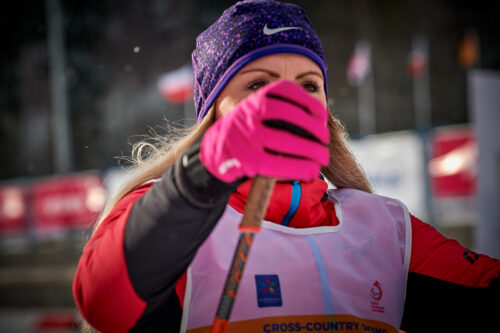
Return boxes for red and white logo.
[370,281,385,313]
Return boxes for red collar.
[228,178,339,228]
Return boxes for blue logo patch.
[255,274,282,307]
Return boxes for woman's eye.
[302,80,319,93]
[246,79,268,91]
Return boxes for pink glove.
[200,80,330,183]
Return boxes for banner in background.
[428,125,477,227]
[429,127,476,198]
[348,131,427,220]
[32,174,105,232]
[0,185,26,234]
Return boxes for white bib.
[181,189,412,333]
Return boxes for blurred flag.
[347,41,371,86]
[458,29,479,69]
[158,65,194,104]
[407,41,427,77]
[409,35,431,128]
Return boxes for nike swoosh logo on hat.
[263,24,302,35]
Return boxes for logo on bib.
[370,281,385,313]
[255,275,282,307]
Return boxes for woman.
[73,1,500,332]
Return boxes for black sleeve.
[401,273,500,333]
[124,137,243,331]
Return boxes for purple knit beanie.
[192,0,328,122]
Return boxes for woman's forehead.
[238,53,323,77]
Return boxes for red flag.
[347,41,371,86]
[158,65,194,104]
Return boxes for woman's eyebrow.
[296,71,323,80]
[238,68,280,77]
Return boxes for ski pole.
[210,176,276,333]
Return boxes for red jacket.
[74,176,500,332]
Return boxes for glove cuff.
[174,136,244,208]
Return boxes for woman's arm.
[73,138,241,332]
[401,215,500,333]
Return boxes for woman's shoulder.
[117,181,156,207]
[99,181,157,227]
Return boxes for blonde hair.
[92,107,215,232]
[94,105,370,231]
[322,113,372,193]
[79,106,370,332]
